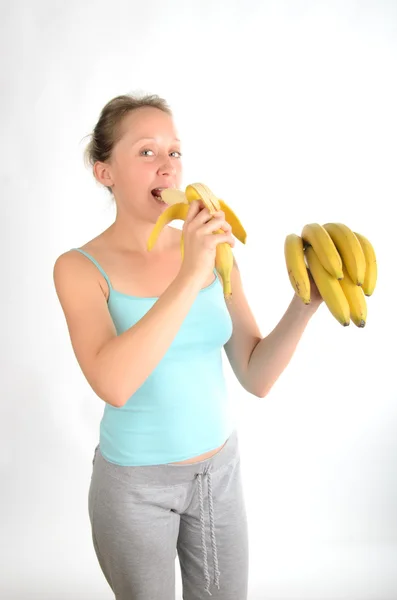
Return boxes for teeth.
[152,188,165,199]
[153,191,166,203]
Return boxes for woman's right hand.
[178,200,235,286]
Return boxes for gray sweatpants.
[88,429,249,599]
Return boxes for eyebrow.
[133,137,181,144]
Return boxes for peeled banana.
[353,231,377,296]
[284,233,311,304]
[160,188,188,206]
[305,245,350,326]
[301,223,343,280]
[147,183,247,299]
[322,223,366,286]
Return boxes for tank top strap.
[213,267,221,281]
[72,248,112,289]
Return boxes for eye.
[140,149,154,156]
[170,151,182,158]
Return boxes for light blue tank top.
[73,248,235,466]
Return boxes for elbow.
[94,380,129,409]
[107,395,125,409]
[243,377,272,399]
[90,353,136,408]
[252,383,273,399]
[103,388,131,408]
[96,388,123,408]
[104,381,137,408]
[246,384,269,399]
[112,394,129,408]
[255,389,269,399]
[96,373,142,407]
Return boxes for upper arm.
[53,250,118,403]
[223,256,262,393]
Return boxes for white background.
[2,1,397,599]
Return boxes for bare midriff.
[171,440,227,464]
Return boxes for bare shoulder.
[53,231,111,300]
[53,248,86,287]
[53,248,105,298]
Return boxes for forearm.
[96,272,202,407]
[247,294,318,397]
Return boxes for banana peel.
[147,202,190,251]
[160,186,247,244]
[147,183,247,299]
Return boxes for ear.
[93,161,114,189]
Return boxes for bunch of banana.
[147,183,247,299]
[284,222,377,327]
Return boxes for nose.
[158,154,176,176]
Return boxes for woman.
[53,93,322,600]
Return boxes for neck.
[105,205,173,255]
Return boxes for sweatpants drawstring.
[196,467,220,595]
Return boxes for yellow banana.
[339,263,367,327]
[186,184,238,298]
[353,231,377,296]
[322,223,366,286]
[147,202,189,253]
[215,242,234,299]
[218,199,247,244]
[186,184,233,298]
[185,183,221,211]
[284,233,311,304]
[301,223,343,280]
[305,245,350,326]
[156,182,245,299]
[180,231,185,260]
[161,186,247,245]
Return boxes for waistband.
[94,429,238,486]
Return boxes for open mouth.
[151,188,168,204]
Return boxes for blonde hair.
[83,93,172,194]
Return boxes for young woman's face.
[106,107,183,220]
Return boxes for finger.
[208,233,235,248]
[210,210,231,230]
[220,221,232,233]
[191,205,215,226]
[204,210,231,232]
[216,221,232,234]
[184,200,201,224]
[201,217,231,235]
